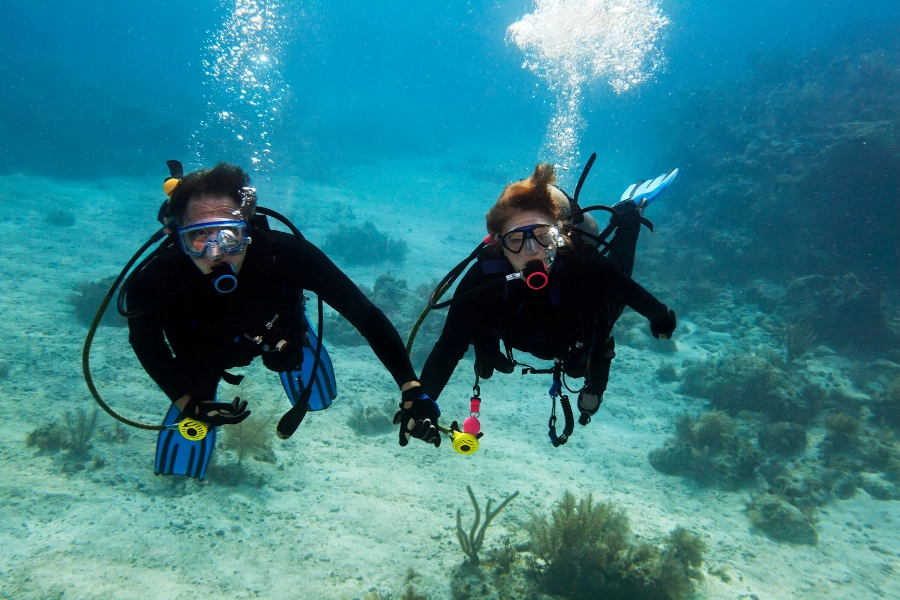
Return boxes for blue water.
[2,1,900,598]
[4,1,894,177]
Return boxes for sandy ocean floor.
[1,157,898,599]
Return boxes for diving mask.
[177,220,251,257]
[499,224,562,254]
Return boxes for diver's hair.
[167,163,251,224]
[485,163,562,237]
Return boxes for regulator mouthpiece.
[523,260,549,290]
[178,418,209,440]
[210,262,238,293]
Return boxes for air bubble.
[191,0,287,172]
[507,0,669,179]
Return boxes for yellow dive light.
[178,418,209,441]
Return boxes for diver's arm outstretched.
[586,254,676,339]
[289,234,418,388]
[418,264,485,400]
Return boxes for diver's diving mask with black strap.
[176,220,251,257]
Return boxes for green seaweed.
[784,320,817,364]
[666,526,707,570]
[98,421,132,445]
[322,221,408,265]
[528,491,630,564]
[69,276,126,328]
[527,491,705,600]
[63,407,99,455]
[823,412,861,451]
[456,485,519,566]
[26,423,68,453]
[655,363,681,383]
[649,411,762,489]
[757,421,808,456]
[220,387,279,465]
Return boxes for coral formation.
[45,208,75,227]
[655,362,680,383]
[97,421,132,445]
[527,491,705,600]
[347,398,396,436]
[819,409,900,487]
[26,424,68,453]
[784,320,817,364]
[757,421,807,456]
[658,29,900,291]
[823,412,861,451]
[456,485,519,566]
[746,493,818,545]
[784,274,897,354]
[70,276,127,328]
[649,411,763,489]
[873,371,900,428]
[322,221,408,265]
[681,353,821,423]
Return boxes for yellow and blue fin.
[155,404,217,480]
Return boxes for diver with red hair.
[400,161,677,449]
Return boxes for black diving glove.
[393,388,441,448]
[181,397,250,427]
[650,308,677,340]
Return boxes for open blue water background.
[2,0,895,178]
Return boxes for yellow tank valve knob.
[163,178,180,197]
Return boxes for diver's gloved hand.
[393,388,441,448]
[650,308,677,340]
[474,350,515,379]
[261,341,304,372]
[181,397,250,426]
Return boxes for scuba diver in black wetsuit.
[403,161,677,450]
[104,162,434,478]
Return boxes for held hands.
[181,397,250,427]
[393,387,441,448]
[650,307,677,340]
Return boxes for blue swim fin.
[279,313,337,411]
[155,404,217,480]
[620,168,678,206]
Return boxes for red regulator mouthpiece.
[523,260,549,290]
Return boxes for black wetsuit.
[419,206,672,400]
[127,226,416,402]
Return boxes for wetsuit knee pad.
[577,384,603,426]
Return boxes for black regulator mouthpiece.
[523,260,549,290]
[210,263,238,294]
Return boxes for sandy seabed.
[0,156,898,599]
